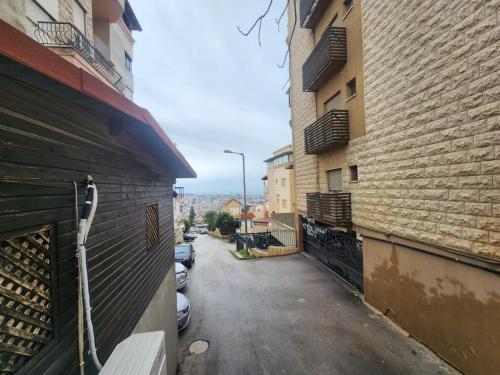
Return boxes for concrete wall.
[363,229,500,375]
[133,265,178,375]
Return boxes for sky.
[131,0,291,195]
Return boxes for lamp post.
[224,149,248,250]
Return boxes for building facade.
[289,1,500,374]
[0,0,140,99]
[264,145,296,214]
[221,198,242,219]
[0,17,195,375]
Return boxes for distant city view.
[177,193,267,222]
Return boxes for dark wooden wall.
[0,74,176,375]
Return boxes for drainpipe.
[77,176,103,371]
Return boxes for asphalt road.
[178,235,458,375]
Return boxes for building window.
[73,0,86,35]
[146,204,159,250]
[276,194,280,204]
[347,78,357,98]
[344,0,354,15]
[125,52,132,72]
[282,199,288,208]
[324,91,341,112]
[281,178,286,187]
[349,165,358,182]
[327,169,342,192]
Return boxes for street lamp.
[224,149,248,250]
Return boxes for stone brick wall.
[350,0,500,257]
[288,0,500,257]
[288,0,318,214]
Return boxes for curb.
[229,250,256,260]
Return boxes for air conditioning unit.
[100,331,166,375]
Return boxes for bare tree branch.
[275,1,289,32]
[237,0,274,46]
[277,0,297,69]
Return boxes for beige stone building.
[0,0,141,99]
[221,198,242,218]
[263,145,296,214]
[289,1,500,374]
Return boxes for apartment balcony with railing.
[302,27,347,92]
[34,22,125,92]
[304,110,349,154]
[300,0,330,29]
[306,192,352,227]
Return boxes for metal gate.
[303,219,363,291]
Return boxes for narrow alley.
[178,235,457,375]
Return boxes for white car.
[177,292,191,331]
[175,262,188,291]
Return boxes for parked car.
[175,262,188,291]
[175,243,195,268]
[199,229,208,234]
[183,233,196,242]
[177,292,191,331]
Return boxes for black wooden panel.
[0,75,176,375]
[302,27,347,91]
[304,110,349,154]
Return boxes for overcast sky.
[131,0,291,195]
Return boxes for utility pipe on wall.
[77,176,103,371]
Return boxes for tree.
[215,212,239,235]
[189,206,196,222]
[183,219,192,233]
[203,210,218,231]
[237,0,297,70]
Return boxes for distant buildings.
[263,145,296,214]
[221,198,243,219]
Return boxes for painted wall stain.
[365,244,500,375]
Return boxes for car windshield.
[175,245,190,255]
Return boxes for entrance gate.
[303,219,364,291]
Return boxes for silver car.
[177,292,191,331]
[175,262,188,291]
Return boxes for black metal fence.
[236,232,284,251]
[303,219,363,291]
[34,22,125,92]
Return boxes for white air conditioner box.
[100,331,166,375]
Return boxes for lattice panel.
[146,204,159,250]
[0,228,53,374]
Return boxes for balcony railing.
[302,27,347,92]
[304,110,349,154]
[307,192,352,227]
[300,0,330,29]
[34,22,125,92]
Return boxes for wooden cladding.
[302,27,347,92]
[305,110,349,154]
[307,192,352,227]
[146,204,159,250]
[300,0,330,28]
[0,226,54,373]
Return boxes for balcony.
[304,110,349,154]
[302,27,347,92]
[34,22,125,92]
[300,0,331,29]
[307,192,352,227]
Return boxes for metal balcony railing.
[175,187,185,198]
[35,22,125,92]
[304,110,349,154]
[302,27,347,91]
[306,192,352,227]
[300,0,330,29]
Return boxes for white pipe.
[78,178,103,371]
[74,182,85,375]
